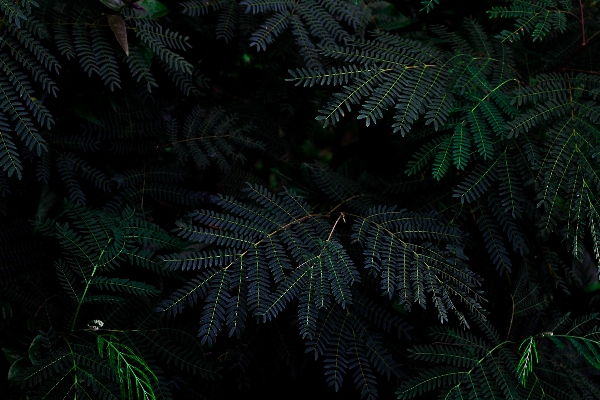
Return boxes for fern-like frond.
[242,0,355,66]
[352,205,482,325]
[169,106,264,172]
[453,156,500,204]
[488,0,571,42]
[88,277,160,296]
[475,199,513,274]
[130,17,193,75]
[291,21,517,180]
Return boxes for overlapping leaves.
[398,268,600,399]
[289,20,518,181]
[157,181,483,398]
[158,183,361,345]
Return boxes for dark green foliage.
[169,106,264,171]
[397,272,600,400]
[3,0,600,400]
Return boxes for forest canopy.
[1,0,600,399]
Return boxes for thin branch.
[507,294,515,340]
[34,295,59,319]
[327,212,345,241]
[554,36,599,72]
[579,0,586,45]
[562,67,600,76]
[326,194,366,216]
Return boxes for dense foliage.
[2,0,600,399]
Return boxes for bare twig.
[327,212,345,241]
[579,0,586,45]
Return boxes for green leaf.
[7,357,30,381]
[99,0,125,11]
[584,283,600,292]
[517,337,538,387]
[135,0,169,19]
[97,335,160,400]
[2,347,23,365]
[28,335,44,365]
